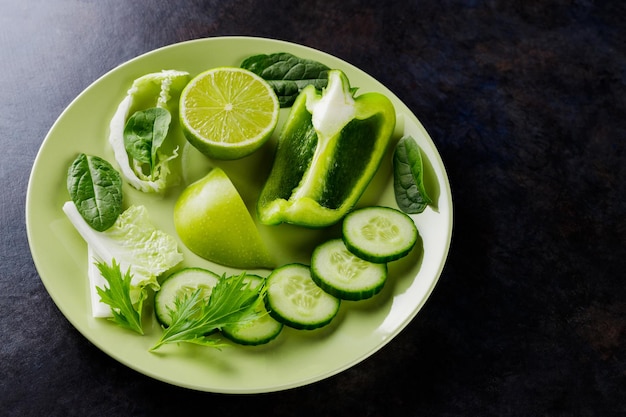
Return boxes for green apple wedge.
[173,167,274,269]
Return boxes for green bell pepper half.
[257,69,396,228]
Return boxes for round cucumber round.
[154,267,220,327]
[265,263,340,330]
[342,206,418,263]
[311,239,388,301]
[221,275,283,346]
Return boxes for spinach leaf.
[67,153,123,231]
[241,52,330,107]
[123,107,171,172]
[393,136,433,214]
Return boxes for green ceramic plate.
[26,37,452,393]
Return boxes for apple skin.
[173,167,274,269]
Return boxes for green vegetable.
[264,263,341,330]
[393,136,433,214]
[241,52,330,107]
[123,107,171,174]
[150,272,262,351]
[257,69,396,228]
[95,259,144,334]
[62,202,184,315]
[311,238,387,301]
[342,206,418,263]
[66,153,123,232]
[221,274,283,346]
[154,267,220,327]
[109,70,190,193]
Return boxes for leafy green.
[150,272,262,351]
[241,52,330,107]
[123,107,171,174]
[96,259,144,334]
[393,136,433,214]
[66,153,123,232]
[109,70,190,193]
[62,202,184,310]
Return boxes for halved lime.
[179,67,279,160]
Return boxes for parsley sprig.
[150,272,262,351]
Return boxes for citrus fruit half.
[179,67,279,160]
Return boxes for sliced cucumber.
[311,239,388,301]
[154,267,220,327]
[221,275,283,346]
[342,206,418,263]
[265,263,340,330]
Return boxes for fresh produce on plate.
[257,69,396,228]
[60,52,431,352]
[221,274,283,346]
[240,52,331,107]
[179,67,280,160]
[173,167,274,269]
[67,153,123,232]
[264,263,341,330]
[342,206,418,263]
[150,271,263,351]
[154,267,220,327]
[62,200,183,318]
[109,70,190,193]
[393,135,433,214]
[311,238,387,301]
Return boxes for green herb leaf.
[241,52,330,107]
[95,259,144,335]
[123,107,171,172]
[150,272,261,351]
[67,153,123,231]
[393,136,433,214]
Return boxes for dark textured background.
[2,1,625,416]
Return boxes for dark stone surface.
[1,1,624,416]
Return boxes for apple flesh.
[173,167,274,269]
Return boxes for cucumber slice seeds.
[342,206,418,263]
[265,263,340,330]
[311,239,387,301]
[221,275,283,346]
[154,267,220,327]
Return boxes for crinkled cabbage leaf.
[63,201,184,316]
[109,70,189,193]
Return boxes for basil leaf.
[123,107,171,172]
[67,153,123,231]
[393,136,433,214]
[241,52,330,107]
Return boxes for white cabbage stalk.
[109,70,189,193]
[63,201,184,317]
